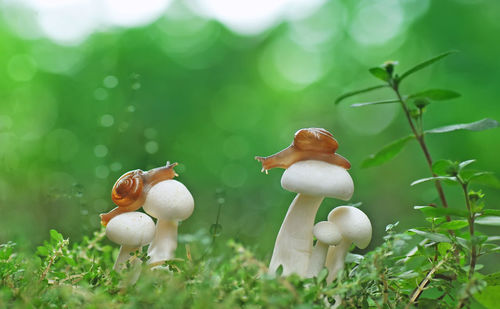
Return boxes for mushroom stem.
[148,219,178,266]
[269,194,324,276]
[325,239,351,283]
[114,245,140,271]
[306,241,330,278]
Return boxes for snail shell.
[112,170,144,208]
[100,162,178,226]
[255,128,350,172]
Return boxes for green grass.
[1,222,498,308]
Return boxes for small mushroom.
[324,206,372,283]
[256,128,353,277]
[142,179,194,266]
[100,162,178,226]
[105,212,155,282]
[306,221,342,277]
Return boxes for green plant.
[1,52,499,309]
[335,51,500,308]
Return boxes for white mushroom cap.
[327,206,372,249]
[106,212,155,247]
[313,221,342,245]
[143,179,194,221]
[281,160,354,200]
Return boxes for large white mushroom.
[142,179,194,266]
[324,206,372,283]
[255,128,353,276]
[105,212,156,283]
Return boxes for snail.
[255,128,351,173]
[100,162,179,226]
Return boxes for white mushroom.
[324,206,372,283]
[306,221,342,277]
[142,179,194,266]
[268,160,354,276]
[105,212,155,282]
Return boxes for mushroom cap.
[142,179,194,221]
[327,206,372,249]
[313,221,342,245]
[281,160,354,200]
[106,212,155,247]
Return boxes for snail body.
[255,128,351,172]
[100,163,178,226]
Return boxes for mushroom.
[324,206,372,283]
[142,179,194,266]
[255,128,353,276]
[100,162,178,226]
[306,221,342,277]
[105,212,155,282]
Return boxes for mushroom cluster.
[256,128,372,279]
[100,162,194,276]
[309,206,372,282]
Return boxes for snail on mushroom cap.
[255,128,354,277]
[100,162,179,226]
[255,128,351,173]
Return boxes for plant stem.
[460,182,477,279]
[406,255,448,309]
[392,83,449,211]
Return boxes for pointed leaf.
[411,176,458,186]
[351,98,400,107]
[409,229,451,243]
[432,159,457,176]
[399,51,458,81]
[369,67,390,82]
[482,209,500,216]
[475,216,500,226]
[361,135,415,168]
[439,220,469,230]
[426,118,499,134]
[335,85,387,104]
[459,159,476,169]
[414,206,468,217]
[408,89,461,101]
[469,173,500,189]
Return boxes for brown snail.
[255,128,351,172]
[100,162,179,226]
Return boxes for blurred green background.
[0,0,499,260]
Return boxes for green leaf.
[469,173,500,189]
[316,268,328,283]
[474,286,500,309]
[426,118,499,134]
[399,51,458,82]
[408,229,451,243]
[484,272,500,286]
[335,85,387,104]
[36,246,49,256]
[459,159,476,169]
[362,135,415,168]
[411,176,458,186]
[475,216,500,226]
[482,209,500,216]
[432,160,457,176]
[369,67,390,82]
[439,220,468,230]
[50,229,64,243]
[350,99,400,108]
[414,206,468,217]
[408,89,461,101]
